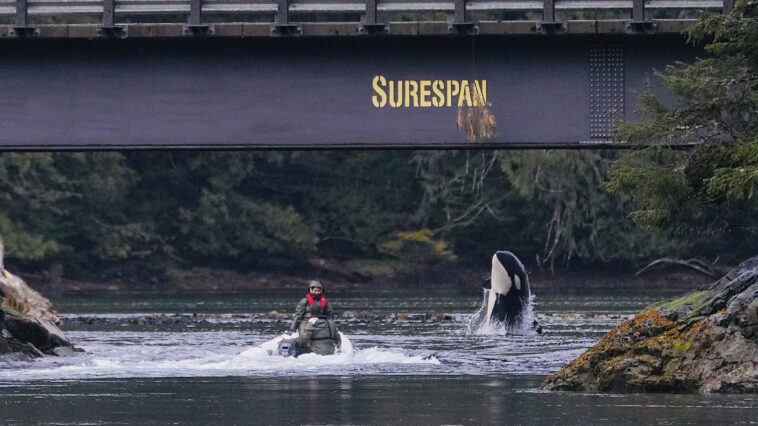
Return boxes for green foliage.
[706,136,758,200]
[502,151,683,268]
[380,229,457,262]
[179,189,314,260]
[608,1,758,261]
[410,151,535,261]
[56,153,141,261]
[0,148,699,276]
[0,215,60,261]
[0,153,69,260]
[129,152,318,265]
[606,149,693,225]
[0,151,430,271]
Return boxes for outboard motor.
[532,319,543,335]
[278,340,296,357]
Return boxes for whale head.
[485,251,531,327]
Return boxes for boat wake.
[0,332,440,381]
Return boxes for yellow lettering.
[480,80,487,105]
[447,80,459,108]
[371,75,387,108]
[471,80,488,106]
[458,81,472,107]
[388,80,402,108]
[419,80,432,107]
[432,80,444,107]
[371,77,489,108]
[406,81,419,107]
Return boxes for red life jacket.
[305,293,328,307]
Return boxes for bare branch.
[634,257,726,278]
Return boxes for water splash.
[467,289,538,336]
[0,332,439,381]
[236,333,439,367]
[466,290,492,334]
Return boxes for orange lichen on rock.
[543,309,682,391]
[543,256,758,393]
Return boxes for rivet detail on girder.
[589,44,624,140]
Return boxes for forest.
[0,148,754,282]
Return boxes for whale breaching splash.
[468,251,541,335]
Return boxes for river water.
[1,288,756,424]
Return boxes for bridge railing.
[0,0,733,29]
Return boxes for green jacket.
[294,317,341,356]
[288,296,333,332]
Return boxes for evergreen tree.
[607,1,758,262]
[502,151,684,269]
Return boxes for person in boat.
[288,280,332,334]
[283,304,341,356]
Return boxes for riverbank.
[14,259,713,293]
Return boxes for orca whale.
[481,251,541,333]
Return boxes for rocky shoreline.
[542,255,758,394]
[1,269,79,360]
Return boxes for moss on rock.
[543,256,758,393]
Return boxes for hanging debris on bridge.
[457,87,497,143]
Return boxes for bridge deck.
[0,0,718,149]
[0,0,733,38]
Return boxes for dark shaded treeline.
[0,149,753,283]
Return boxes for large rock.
[543,256,758,393]
[1,268,73,359]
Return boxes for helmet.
[308,280,323,290]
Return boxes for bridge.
[0,0,730,149]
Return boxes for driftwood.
[0,236,61,324]
[634,257,726,279]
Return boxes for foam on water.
[0,290,654,382]
[467,290,539,336]
[231,333,439,367]
[0,332,439,381]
